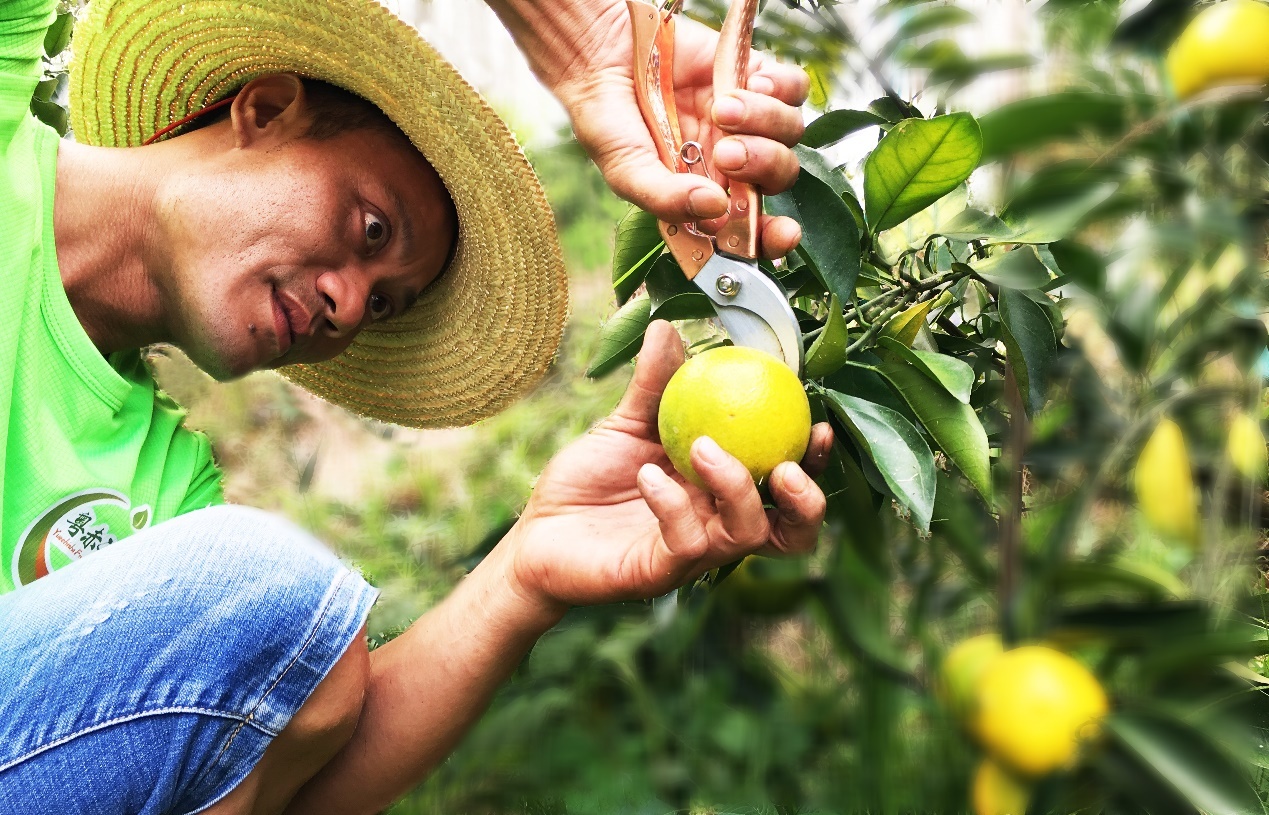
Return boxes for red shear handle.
[627,0,715,279]
[712,0,760,260]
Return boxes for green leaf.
[585,295,651,378]
[877,337,974,403]
[805,295,849,379]
[1106,710,1267,815]
[43,12,73,58]
[1003,183,1118,244]
[978,92,1128,163]
[802,109,886,149]
[645,255,714,321]
[30,98,67,136]
[766,169,861,302]
[863,113,983,233]
[880,6,976,58]
[879,297,941,347]
[974,246,1052,289]
[1046,240,1106,292]
[999,288,1058,414]
[875,343,991,501]
[937,207,1012,241]
[612,206,663,304]
[821,389,936,530]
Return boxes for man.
[0,0,831,812]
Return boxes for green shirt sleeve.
[178,439,227,514]
[0,0,56,78]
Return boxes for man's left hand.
[500,320,832,615]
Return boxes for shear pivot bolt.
[716,275,740,296]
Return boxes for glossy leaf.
[875,344,992,501]
[611,207,663,305]
[822,389,936,530]
[1107,711,1267,815]
[974,246,1052,289]
[1045,240,1106,291]
[877,337,974,403]
[864,113,983,233]
[585,295,651,378]
[999,288,1058,414]
[802,109,887,149]
[805,295,849,379]
[766,169,861,302]
[880,298,940,347]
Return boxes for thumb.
[611,320,685,428]
[600,148,729,224]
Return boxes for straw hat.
[69,0,569,428]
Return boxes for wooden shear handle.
[627,0,715,279]
[712,0,760,260]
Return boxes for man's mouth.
[271,287,295,357]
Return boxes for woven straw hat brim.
[69,0,569,428]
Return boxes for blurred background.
[34,0,1269,811]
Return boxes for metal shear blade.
[695,255,804,372]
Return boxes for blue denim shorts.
[0,505,378,815]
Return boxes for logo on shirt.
[11,490,153,587]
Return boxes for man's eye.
[368,293,393,321]
[364,212,389,253]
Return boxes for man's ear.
[229,73,308,149]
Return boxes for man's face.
[161,121,456,380]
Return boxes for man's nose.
[315,269,368,338]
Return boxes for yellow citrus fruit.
[1133,417,1199,546]
[938,634,1005,724]
[972,758,1033,815]
[658,346,811,488]
[1166,0,1269,99]
[975,646,1109,777]
[1227,411,1267,480]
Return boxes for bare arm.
[284,536,564,815]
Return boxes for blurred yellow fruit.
[975,646,1109,777]
[714,555,808,616]
[1133,418,1199,546]
[1227,411,1267,480]
[938,634,1004,723]
[972,758,1032,815]
[658,346,811,488]
[1166,0,1269,99]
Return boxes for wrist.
[468,522,568,637]
[483,0,625,91]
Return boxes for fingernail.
[713,94,745,125]
[782,464,809,493]
[640,463,670,492]
[749,75,775,95]
[713,139,748,171]
[687,186,726,219]
[694,436,724,466]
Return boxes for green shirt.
[1,0,224,594]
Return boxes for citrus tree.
[558,0,1269,811]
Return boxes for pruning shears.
[626,0,805,376]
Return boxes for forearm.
[284,530,565,815]
[481,0,624,89]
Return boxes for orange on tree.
[1227,411,1267,481]
[658,345,811,487]
[971,757,1032,815]
[937,633,1004,724]
[1166,0,1269,99]
[974,645,1109,777]
[1133,417,1200,546]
